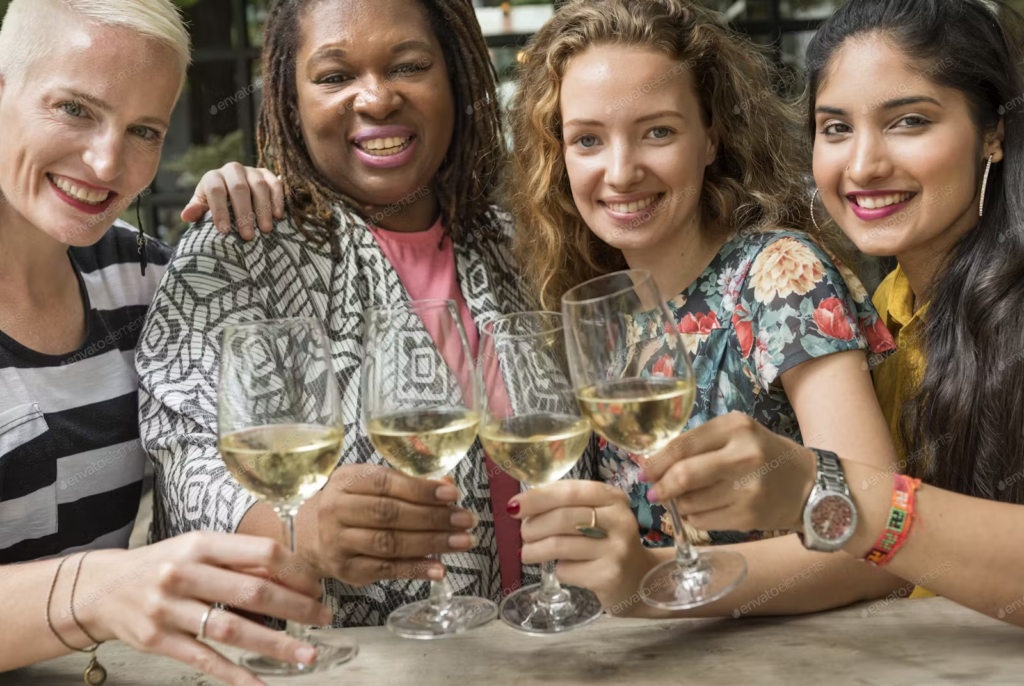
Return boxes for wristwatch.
[799,448,857,552]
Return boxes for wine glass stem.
[280,511,313,642]
[426,553,454,615]
[667,502,699,568]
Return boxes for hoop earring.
[810,188,824,232]
[979,154,994,218]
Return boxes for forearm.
[840,459,1024,626]
[620,535,904,620]
[0,549,128,671]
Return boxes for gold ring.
[198,605,215,641]
[575,507,608,539]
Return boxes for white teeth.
[607,195,657,214]
[50,174,110,205]
[360,136,412,154]
[856,192,911,209]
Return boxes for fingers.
[520,507,597,543]
[336,528,477,560]
[263,169,285,220]
[221,163,257,240]
[245,167,276,236]
[640,415,747,484]
[648,448,736,503]
[157,561,332,626]
[201,175,233,235]
[181,192,209,223]
[177,601,317,668]
[333,493,476,532]
[337,555,445,586]
[521,535,604,564]
[151,632,266,686]
[509,479,627,519]
[333,464,461,505]
[671,480,736,517]
[169,533,322,598]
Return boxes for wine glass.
[361,300,497,639]
[478,311,604,634]
[561,270,747,610]
[218,317,358,676]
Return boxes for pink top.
[369,219,522,595]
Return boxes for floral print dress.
[598,230,896,547]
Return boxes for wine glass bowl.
[478,311,604,634]
[562,271,747,610]
[218,318,357,675]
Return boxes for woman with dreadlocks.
[137,0,567,628]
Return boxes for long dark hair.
[806,0,1024,503]
[258,0,505,258]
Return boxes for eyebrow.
[391,40,433,54]
[67,90,169,129]
[815,96,943,117]
[563,110,685,128]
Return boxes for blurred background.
[2,0,1021,244]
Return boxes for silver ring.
[198,605,215,641]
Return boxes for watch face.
[809,494,854,542]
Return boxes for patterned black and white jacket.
[136,205,594,627]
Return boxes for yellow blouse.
[870,265,935,598]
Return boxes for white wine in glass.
[361,300,497,639]
[218,318,357,676]
[562,270,747,610]
[479,311,603,634]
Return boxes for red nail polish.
[517,548,522,561]
[507,500,520,515]
[646,487,659,503]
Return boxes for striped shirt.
[0,221,170,563]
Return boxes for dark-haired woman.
[640,0,1024,625]
[137,0,570,627]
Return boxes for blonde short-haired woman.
[0,2,326,683]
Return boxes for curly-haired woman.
[502,0,905,618]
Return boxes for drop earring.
[979,154,994,218]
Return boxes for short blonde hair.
[0,0,191,87]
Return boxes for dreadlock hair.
[257,0,504,259]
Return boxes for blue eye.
[647,127,671,139]
[60,101,84,117]
[576,135,599,149]
[130,125,161,142]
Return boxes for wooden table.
[6,598,1020,685]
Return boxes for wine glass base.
[641,549,747,610]
[386,596,498,639]
[499,583,604,635]
[239,633,358,676]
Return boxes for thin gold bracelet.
[45,553,107,685]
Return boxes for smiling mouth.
[601,193,665,214]
[354,136,414,157]
[48,173,113,205]
[848,192,915,209]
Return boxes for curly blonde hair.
[508,0,828,308]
